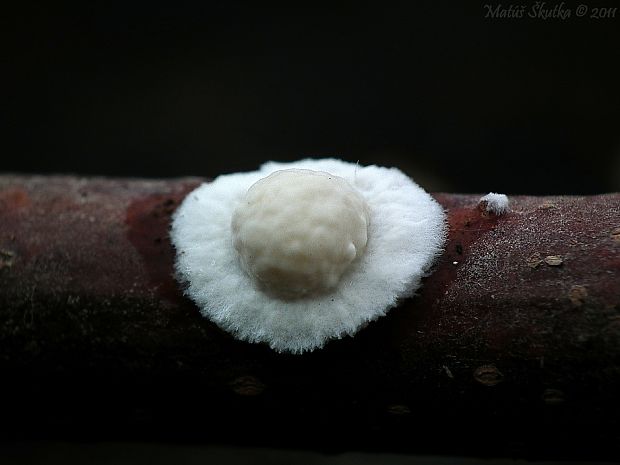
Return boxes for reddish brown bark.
[0,176,619,459]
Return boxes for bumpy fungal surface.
[231,169,370,299]
[171,159,446,353]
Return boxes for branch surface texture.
[0,176,618,460]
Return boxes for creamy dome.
[231,169,370,299]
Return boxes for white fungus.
[479,192,510,215]
[171,158,446,353]
[231,169,370,299]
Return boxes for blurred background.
[3,2,619,194]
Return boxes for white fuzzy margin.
[170,159,447,353]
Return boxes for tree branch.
[0,175,618,459]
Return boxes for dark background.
[3,2,620,194]
[1,4,620,463]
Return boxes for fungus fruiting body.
[171,158,446,353]
[479,192,510,215]
[231,169,370,299]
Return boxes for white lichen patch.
[479,192,510,215]
[171,158,446,353]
